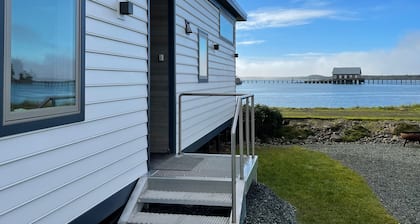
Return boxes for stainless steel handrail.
[178,92,255,223]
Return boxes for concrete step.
[128,212,230,224]
[139,189,231,207]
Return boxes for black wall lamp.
[120,1,133,15]
[213,44,220,50]
[234,53,239,58]
[185,20,193,34]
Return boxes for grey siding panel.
[175,0,236,151]
[0,0,149,223]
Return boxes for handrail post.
[239,98,244,180]
[251,96,255,158]
[245,97,250,156]
[231,132,236,223]
[178,94,183,156]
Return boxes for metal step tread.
[139,190,231,207]
[128,212,230,224]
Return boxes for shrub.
[254,104,283,142]
[280,126,314,140]
[342,125,371,142]
[393,123,420,135]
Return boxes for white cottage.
[1,0,256,223]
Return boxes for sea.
[236,80,420,108]
[11,82,76,106]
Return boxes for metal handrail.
[178,92,255,223]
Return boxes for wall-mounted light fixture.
[234,53,239,58]
[185,20,193,34]
[213,44,220,50]
[120,1,133,15]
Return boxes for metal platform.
[151,153,255,179]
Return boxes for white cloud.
[291,0,331,8]
[237,8,336,31]
[237,40,266,46]
[237,32,420,78]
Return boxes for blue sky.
[235,0,420,77]
[12,0,76,81]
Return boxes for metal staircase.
[126,177,233,224]
[119,93,257,224]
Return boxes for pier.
[242,75,420,85]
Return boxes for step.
[128,212,230,224]
[139,190,231,207]
[146,177,231,193]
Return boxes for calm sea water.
[236,80,420,108]
[11,82,75,105]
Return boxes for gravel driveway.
[306,143,420,224]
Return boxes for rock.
[330,132,342,142]
[391,135,399,142]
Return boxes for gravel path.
[245,182,297,224]
[306,143,420,224]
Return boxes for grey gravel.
[245,182,297,224]
[306,143,420,224]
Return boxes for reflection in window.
[198,31,208,81]
[220,13,234,43]
[10,0,77,111]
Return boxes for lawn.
[278,104,420,120]
[257,146,398,224]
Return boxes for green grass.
[278,104,420,120]
[257,146,398,224]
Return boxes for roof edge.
[215,0,247,21]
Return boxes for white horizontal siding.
[175,0,237,151]
[0,0,149,223]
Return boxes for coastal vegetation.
[257,146,398,224]
[278,104,420,120]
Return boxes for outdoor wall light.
[213,44,220,50]
[185,20,193,34]
[234,53,239,58]
[120,1,133,15]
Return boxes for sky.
[12,0,76,81]
[235,0,420,78]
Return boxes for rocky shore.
[266,119,419,145]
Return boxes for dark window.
[1,0,84,137]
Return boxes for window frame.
[0,0,85,137]
[198,30,208,82]
[219,11,235,44]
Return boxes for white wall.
[175,0,237,150]
[0,0,149,223]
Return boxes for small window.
[198,31,208,82]
[1,0,84,137]
[220,13,234,43]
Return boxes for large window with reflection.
[1,0,84,137]
[198,30,208,82]
[220,13,234,43]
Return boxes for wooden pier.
[242,75,420,85]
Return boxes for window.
[220,13,234,43]
[198,31,208,82]
[1,0,84,137]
